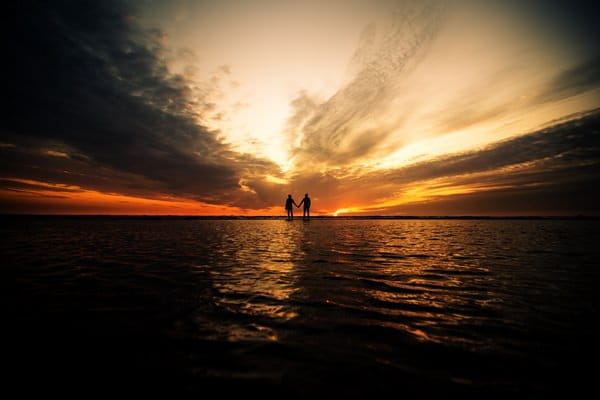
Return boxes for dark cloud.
[4,0,280,207]
[537,56,600,104]
[376,178,600,216]
[382,109,600,185]
[0,178,83,194]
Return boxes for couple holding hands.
[285,193,311,220]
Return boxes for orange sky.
[0,178,279,215]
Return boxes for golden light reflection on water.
[199,219,550,347]
[306,219,503,345]
[363,221,499,344]
[208,222,302,341]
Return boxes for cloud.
[536,56,600,104]
[332,109,600,214]
[286,1,446,168]
[266,109,600,215]
[4,0,281,208]
[382,109,600,185]
[0,178,83,194]
[284,0,600,180]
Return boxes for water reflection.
[276,220,501,346]
[212,225,300,319]
[196,219,598,355]
[198,221,304,342]
[3,217,598,394]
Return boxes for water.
[2,217,599,396]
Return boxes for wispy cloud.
[536,55,600,104]
[287,1,445,168]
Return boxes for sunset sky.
[3,0,600,215]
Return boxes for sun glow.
[265,175,289,185]
[333,207,362,216]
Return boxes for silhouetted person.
[298,193,311,220]
[285,194,298,220]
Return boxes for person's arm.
[297,199,303,208]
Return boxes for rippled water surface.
[3,217,599,396]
